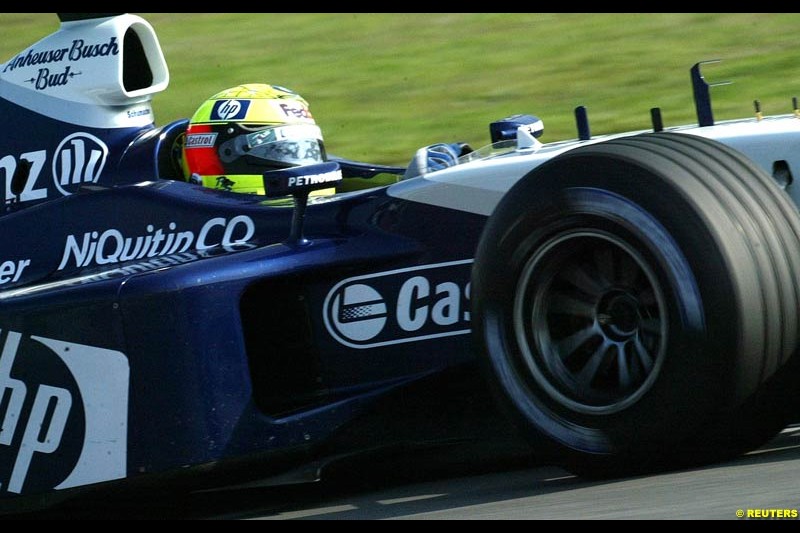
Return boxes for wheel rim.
[514,230,668,415]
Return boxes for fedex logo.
[279,103,313,120]
[211,100,250,121]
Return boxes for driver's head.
[182,83,326,194]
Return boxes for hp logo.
[211,99,250,121]
[52,132,108,196]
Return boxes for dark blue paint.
[0,92,491,496]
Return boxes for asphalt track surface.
[15,424,800,520]
[246,425,800,521]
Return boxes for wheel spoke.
[617,251,640,287]
[633,335,654,373]
[616,344,632,390]
[559,263,606,295]
[637,286,657,307]
[594,246,615,285]
[576,342,609,392]
[554,325,598,360]
[640,317,662,335]
[548,292,596,319]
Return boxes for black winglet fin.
[57,13,124,22]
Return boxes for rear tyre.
[472,132,800,477]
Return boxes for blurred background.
[3,13,800,168]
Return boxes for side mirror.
[489,114,544,143]
[262,162,342,198]
[262,162,342,245]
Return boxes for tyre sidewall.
[474,156,738,460]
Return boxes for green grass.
[3,13,800,167]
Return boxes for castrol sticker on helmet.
[185,132,218,149]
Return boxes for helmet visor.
[218,124,325,170]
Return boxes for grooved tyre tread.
[472,132,800,477]
[611,133,800,381]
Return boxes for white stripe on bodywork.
[386,116,800,216]
[386,145,568,216]
[31,336,130,490]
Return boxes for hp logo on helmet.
[52,132,108,196]
[211,99,250,121]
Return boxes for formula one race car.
[2,13,800,512]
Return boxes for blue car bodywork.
[5,13,800,511]
[0,13,510,505]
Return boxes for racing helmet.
[182,83,327,194]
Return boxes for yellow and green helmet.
[182,83,327,194]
